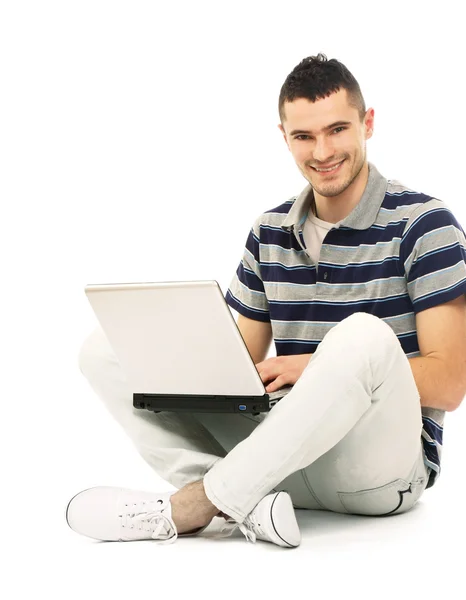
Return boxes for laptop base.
[133,393,274,415]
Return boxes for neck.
[313,162,369,223]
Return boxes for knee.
[78,327,115,380]
[322,312,400,360]
[338,312,397,345]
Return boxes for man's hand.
[255,354,313,393]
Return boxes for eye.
[333,126,346,134]
[295,135,311,141]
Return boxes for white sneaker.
[66,487,300,548]
[216,491,301,548]
[66,486,185,544]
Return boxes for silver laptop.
[84,280,292,414]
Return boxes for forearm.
[408,355,463,412]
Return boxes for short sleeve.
[400,199,466,313]
[225,217,270,322]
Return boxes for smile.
[311,160,345,173]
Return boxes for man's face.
[279,89,374,198]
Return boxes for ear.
[364,108,375,140]
[278,124,290,149]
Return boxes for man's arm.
[236,296,466,408]
[408,294,466,411]
[237,314,273,364]
[237,314,313,392]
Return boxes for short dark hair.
[278,53,366,124]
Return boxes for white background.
[1,1,465,598]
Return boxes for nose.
[313,136,335,164]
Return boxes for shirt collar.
[281,162,388,231]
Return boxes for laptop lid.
[84,280,268,397]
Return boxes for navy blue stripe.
[406,245,466,282]
[401,208,466,264]
[422,416,444,444]
[237,264,265,293]
[225,291,270,322]
[422,439,440,467]
[264,201,294,215]
[383,192,433,207]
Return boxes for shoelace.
[214,514,261,544]
[120,510,178,545]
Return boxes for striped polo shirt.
[226,163,466,488]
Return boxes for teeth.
[314,161,342,172]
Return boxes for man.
[67,54,466,548]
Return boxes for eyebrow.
[289,121,352,137]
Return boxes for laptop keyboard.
[268,386,293,401]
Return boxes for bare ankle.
[170,504,214,534]
[170,480,220,533]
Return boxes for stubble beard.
[306,151,366,198]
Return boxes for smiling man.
[68,54,466,548]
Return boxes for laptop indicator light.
[238,405,247,411]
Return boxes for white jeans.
[78,312,430,524]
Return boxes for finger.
[256,365,278,384]
[266,375,288,393]
[255,357,276,371]
[266,379,279,392]
[259,371,275,385]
